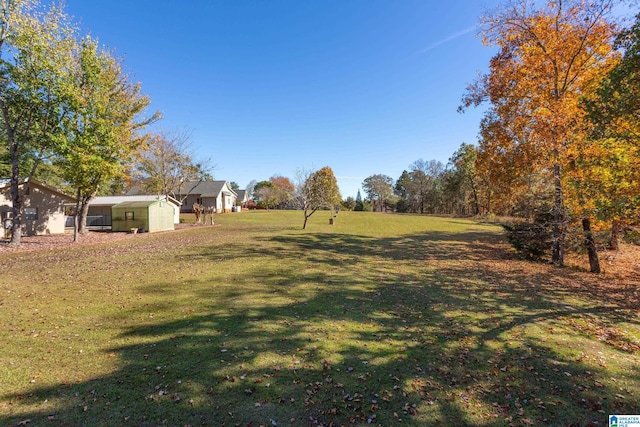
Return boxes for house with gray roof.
[235,189,249,208]
[172,181,238,213]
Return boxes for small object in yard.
[130,228,137,234]
[329,218,334,225]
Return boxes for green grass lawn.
[1,210,638,426]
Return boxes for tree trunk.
[608,219,620,251]
[73,188,81,243]
[9,177,23,245]
[78,195,94,234]
[582,217,601,273]
[4,102,22,245]
[551,161,565,267]
[484,186,492,215]
[302,208,317,229]
[471,184,480,216]
[303,210,309,229]
[3,101,41,245]
[9,143,23,245]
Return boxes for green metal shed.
[111,200,175,233]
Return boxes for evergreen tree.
[354,189,364,211]
[395,170,411,213]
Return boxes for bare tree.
[245,179,257,202]
[291,167,312,210]
[135,129,213,204]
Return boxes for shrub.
[502,212,554,261]
[563,220,610,254]
[624,228,640,245]
[361,201,373,212]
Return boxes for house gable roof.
[0,178,74,202]
[174,181,238,198]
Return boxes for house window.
[125,211,134,221]
[24,207,38,220]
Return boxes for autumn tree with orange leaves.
[462,0,619,270]
[578,12,640,250]
[269,175,296,209]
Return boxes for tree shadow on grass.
[257,230,640,311]
[2,228,638,426]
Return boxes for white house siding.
[172,181,237,213]
[182,194,212,212]
[222,192,234,213]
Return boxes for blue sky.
[63,0,501,198]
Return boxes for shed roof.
[89,195,180,206]
[112,200,162,209]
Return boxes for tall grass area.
[1,210,638,426]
